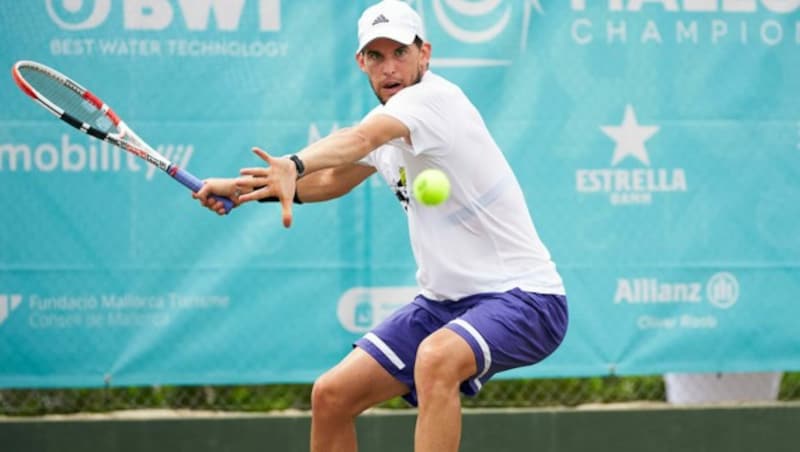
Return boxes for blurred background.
[1,0,798,417]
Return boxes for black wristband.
[289,154,305,179]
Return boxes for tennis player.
[195,1,568,451]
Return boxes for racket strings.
[19,67,117,134]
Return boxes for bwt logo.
[46,0,281,31]
[408,0,544,67]
[0,294,23,326]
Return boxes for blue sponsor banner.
[0,0,798,388]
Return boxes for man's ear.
[355,52,367,72]
[419,42,432,68]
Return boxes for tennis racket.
[11,60,233,213]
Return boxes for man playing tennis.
[195,1,568,451]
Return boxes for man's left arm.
[236,114,408,227]
[296,114,409,173]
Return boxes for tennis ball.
[413,168,450,206]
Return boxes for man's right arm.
[293,163,376,203]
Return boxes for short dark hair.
[360,36,425,55]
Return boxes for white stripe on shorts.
[364,332,406,370]
[449,318,492,389]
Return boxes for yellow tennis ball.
[413,169,450,206]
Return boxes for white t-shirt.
[359,71,565,301]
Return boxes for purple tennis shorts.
[354,287,568,406]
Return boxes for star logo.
[601,105,660,166]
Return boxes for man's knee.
[311,372,358,419]
[415,332,476,390]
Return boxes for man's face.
[356,37,431,104]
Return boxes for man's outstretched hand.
[236,147,298,228]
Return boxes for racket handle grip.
[173,167,234,214]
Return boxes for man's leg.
[413,328,477,452]
[311,347,409,452]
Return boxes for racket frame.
[11,60,232,212]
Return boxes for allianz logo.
[614,272,739,309]
[0,134,193,180]
[0,294,23,326]
[569,0,799,13]
[46,0,281,31]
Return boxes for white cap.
[357,0,425,53]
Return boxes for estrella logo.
[575,104,688,206]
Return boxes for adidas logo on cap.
[357,1,425,52]
[372,14,389,26]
